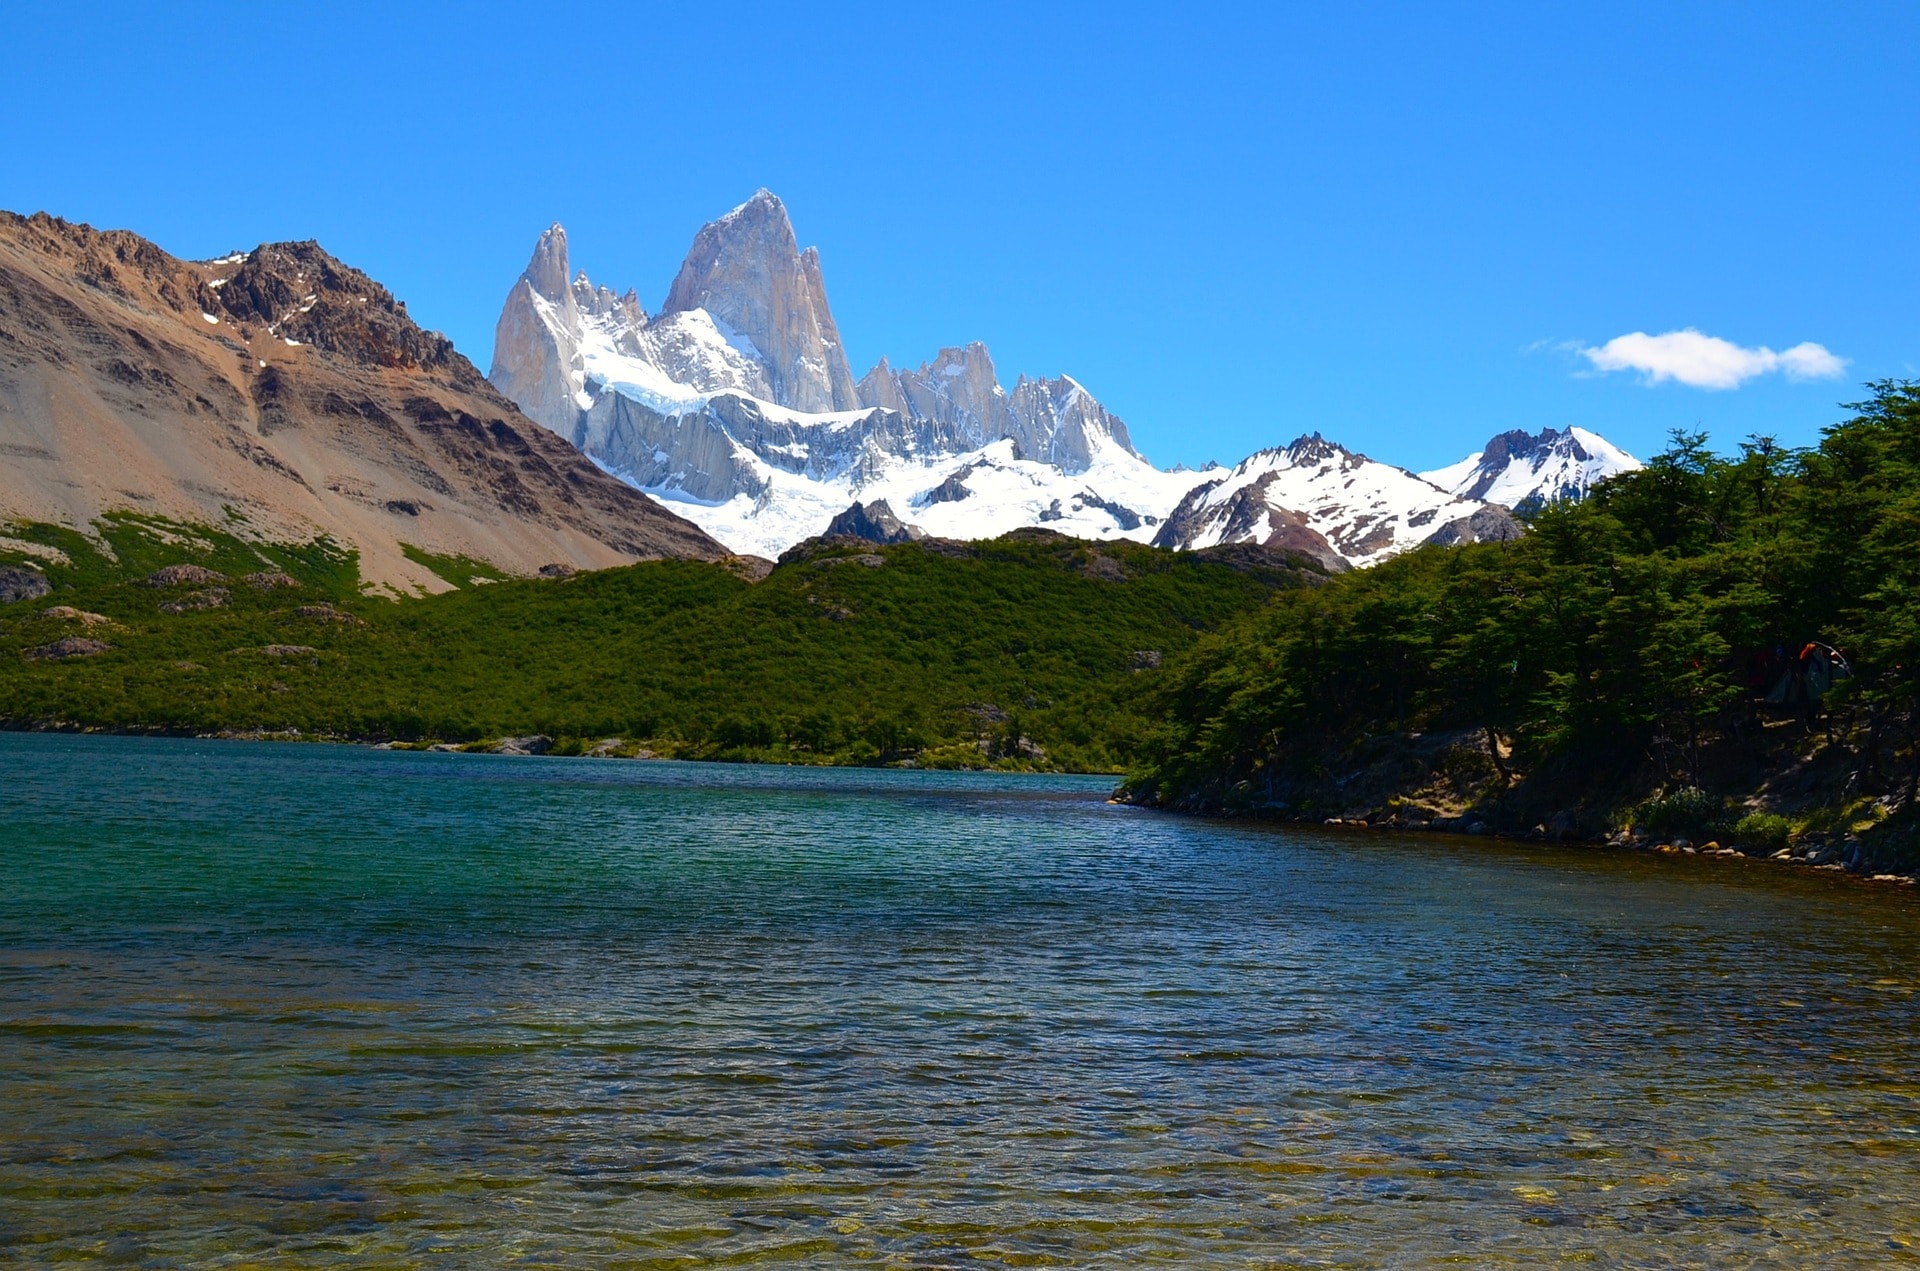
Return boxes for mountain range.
[0,194,1641,590]
[490,190,1640,564]
[0,212,724,591]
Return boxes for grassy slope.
[0,519,1311,771]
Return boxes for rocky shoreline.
[1300,811,1918,887]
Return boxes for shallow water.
[1,734,1917,1267]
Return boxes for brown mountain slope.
[0,212,726,590]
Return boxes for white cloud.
[1580,328,1846,390]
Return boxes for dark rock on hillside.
[1075,490,1145,531]
[143,564,228,587]
[821,499,924,545]
[1421,506,1523,548]
[159,587,230,613]
[0,565,51,603]
[921,468,975,504]
[25,636,109,660]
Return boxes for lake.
[1,733,1916,1266]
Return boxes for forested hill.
[0,525,1315,772]
[1123,381,1920,872]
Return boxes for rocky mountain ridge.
[489,192,1642,563]
[0,211,725,590]
[1420,426,1638,510]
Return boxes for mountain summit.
[488,193,1640,563]
[1421,427,1639,510]
[660,190,859,413]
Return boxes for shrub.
[1731,811,1794,852]
[1629,786,1733,839]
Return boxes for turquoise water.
[1,734,1917,1267]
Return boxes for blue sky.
[3,2,1915,470]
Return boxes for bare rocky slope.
[0,212,726,591]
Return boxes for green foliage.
[1626,787,1732,840]
[1126,381,1920,819]
[398,543,511,591]
[3,512,359,592]
[0,526,1303,773]
[1732,812,1794,852]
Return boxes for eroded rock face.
[661,191,859,414]
[855,343,1012,454]
[853,346,1143,476]
[490,223,587,438]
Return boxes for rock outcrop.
[1421,505,1525,547]
[0,565,51,604]
[821,499,924,545]
[0,211,726,590]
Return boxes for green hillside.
[0,518,1315,772]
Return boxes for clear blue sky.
[4,2,1915,470]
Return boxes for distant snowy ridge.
[489,191,1639,563]
[1421,427,1640,510]
[1149,435,1522,568]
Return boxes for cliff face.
[660,190,860,414]
[0,212,725,591]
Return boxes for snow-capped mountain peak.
[488,193,1634,566]
[1150,434,1519,568]
[1422,427,1640,510]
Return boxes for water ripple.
[2,734,1918,1266]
